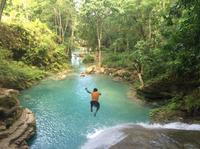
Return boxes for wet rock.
[82,124,200,149]
[110,126,200,149]
[0,123,6,131]
[80,72,86,77]
[0,88,21,128]
[103,68,137,82]
[0,88,36,149]
[0,108,36,149]
[85,65,105,74]
[99,67,105,73]
[0,88,19,98]
[85,65,96,74]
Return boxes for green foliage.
[75,0,200,122]
[78,0,200,88]
[3,0,76,43]
[183,89,200,112]
[0,21,69,71]
[0,21,70,89]
[103,52,132,68]
[21,20,69,70]
[150,89,200,122]
[0,48,13,60]
[0,0,199,121]
[0,23,36,60]
[78,0,119,50]
[82,54,95,64]
[0,60,46,90]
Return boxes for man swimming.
[85,88,101,117]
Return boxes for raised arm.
[85,88,91,94]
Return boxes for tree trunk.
[54,8,58,35]
[58,9,64,43]
[140,25,146,39]
[138,73,144,89]
[133,62,145,88]
[68,48,72,59]
[68,20,74,59]
[0,0,6,21]
[162,1,166,9]
[97,38,101,68]
[148,13,152,40]
[96,22,102,68]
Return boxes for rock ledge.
[0,108,36,149]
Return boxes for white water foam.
[82,125,129,149]
[81,122,200,149]
[138,122,200,131]
[86,128,105,139]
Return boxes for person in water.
[85,88,101,116]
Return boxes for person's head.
[93,88,98,92]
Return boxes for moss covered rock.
[150,89,200,123]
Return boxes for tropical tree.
[79,0,118,67]
[0,0,6,21]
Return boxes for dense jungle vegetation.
[0,0,200,122]
[0,0,76,89]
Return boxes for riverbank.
[83,63,200,123]
[85,65,137,83]
[0,88,36,149]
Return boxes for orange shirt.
[91,92,100,101]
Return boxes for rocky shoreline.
[85,65,138,82]
[0,88,36,149]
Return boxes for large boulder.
[0,88,20,128]
[0,88,36,149]
[85,65,105,74]
[0,108,36,149]
[0,88,19,98]
[85,65,96,74]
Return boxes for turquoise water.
[19,58,150,149]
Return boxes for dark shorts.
[90,101,100,109]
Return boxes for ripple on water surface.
[19,74,150,149]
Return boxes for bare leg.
[90,101,93,112]
[94,103,100,117]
